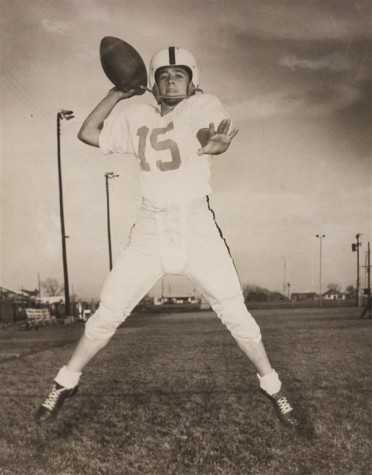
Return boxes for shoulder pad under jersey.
[186,93,222,110]
[119,102,157,117]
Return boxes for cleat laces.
[41,385,63,411]
[276,395,293,415]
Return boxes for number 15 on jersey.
[136,121,181,172]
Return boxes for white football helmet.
[149,46,200,103]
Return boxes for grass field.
[0,307,371,474]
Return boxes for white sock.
[55,366,82,389]
[257,369,282,396]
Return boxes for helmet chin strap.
[138,85,153,93]
[158,87,204,100]
[159,94,187,101]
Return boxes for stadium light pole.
[315,234,326,306]
[352,233,362,307]
[105,172,119,270]
[57,109,74,316]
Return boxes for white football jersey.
[99,94,229,206]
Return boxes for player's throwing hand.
[107,86,137,100]
[197,119,239,156]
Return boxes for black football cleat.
[263,389,300,429]
[35,382,78,423]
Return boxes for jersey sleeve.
[98,109,134,156]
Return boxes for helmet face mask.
[149,47,200,104]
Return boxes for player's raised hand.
[107,86,138,101]
[197,119,239,156]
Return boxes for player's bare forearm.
[77,88,135,147]
[197,119,239,156]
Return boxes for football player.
[35,46,300,429]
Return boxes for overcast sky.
[1,0,371,299]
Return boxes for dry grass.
[0,307,371,474]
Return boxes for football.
[100,36,147,94]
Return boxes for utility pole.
[352,233,362,307]
[367,242,371,318]
[360,242,371,318]
[315,234,326,306]
[104,172,119,270]
[57,109,74,316]
[282,256,287,294]
[367,242,371,306]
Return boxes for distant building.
[146,295,203,313]
[0,286,32,303]
[153,295,200,306]
[38,296,64,305]
[0,286,36,323]
[322,289,346,301]
[291,292,318,302]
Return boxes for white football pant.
[85,197,262,354]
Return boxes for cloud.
[224,1,372,41]
[41,19,69,34]
[279,53,353,72]
[229,90,296,121]
[229,83,362,121]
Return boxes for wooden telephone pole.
[360,241,371,319]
